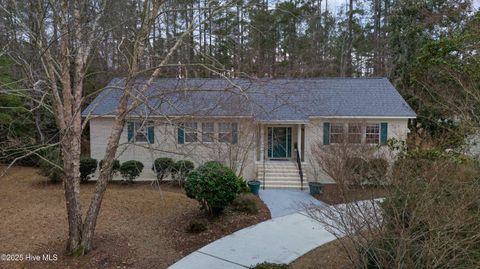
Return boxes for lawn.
[0,166,270,269]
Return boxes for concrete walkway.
[169,189,333,269]
[169,212,335,269]
[259,189,326,218]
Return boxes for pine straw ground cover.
[0,166,270,269]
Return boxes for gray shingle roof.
[82,77,416,120]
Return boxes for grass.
[0,166,270,269]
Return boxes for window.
[218,123,238,143]
[128,121,154,143]
[184,122,198,142]
[366,123,380,144]
[348,123,362,144]
[330,123,344,143]
[202,122,214,142]
[134,122,148,142]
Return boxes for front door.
[268,127,292,159]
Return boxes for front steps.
[257,161,306,189]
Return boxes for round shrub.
[237,176,250,193]
[80,158,98,182]
[39,147,63,183]
[345,157,369,184]
[232,194,258,214]
[119,160,144,182]
[152,157,175,181]
[184,162,241,215]
[99,159,121,176]
[367,158,389,184]
[172,160,195,185]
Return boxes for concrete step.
[259,171,305,176]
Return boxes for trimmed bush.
[184,162,241,215]
[237,176,250,193]
[99,159,121,176]
[152,157,175,181]
[232,194,258,214]
[172,160,195,185]
[80,158,98,182]
[39,147,63,183]
[345,157,369,184]
[366,158,389,184]
[119,160,144,182]
[186,220,208,233]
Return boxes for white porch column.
[260,124,265,161]
[297,124,302,161]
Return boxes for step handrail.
[294,144,304,191]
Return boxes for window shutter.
[127,122,134,142]
[147,126,154,144]
[177,125,185,144]
[380,122,388,145]
[323,122,330,145]
[287,127,292,157]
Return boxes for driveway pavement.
[258,188,326,218]
[169,189,332,269]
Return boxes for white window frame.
[218,122,237,143]
[366,123,380,144]
[201,122,215,143]
[347,123,362,144]
[133,122,148,143]
[184,122,198,143]
[330,123,345,144]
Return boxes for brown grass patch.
[0,166,270,269]
[315,184,388,205]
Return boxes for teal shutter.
[127,122,134,142]
[177,125,185,144]
[323,122,330,145]
[147,126,154,144]
[380,122,388,145]
[287,127,292,157]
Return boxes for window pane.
[202,122,214,142]
[348,123,362,144]
[134,122,147,142]
[184,122,198,142]
[219,123,233,143]
[366,123,380,144]
[330,123,344,143]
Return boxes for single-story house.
[82,78,416,188]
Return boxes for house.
[82,78,416,188]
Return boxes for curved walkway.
[169,189,334,269]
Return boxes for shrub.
[172,160,195,185]
[80,158,98,182]
[99,159,121,176]
[232,194,258,214]
[119,160,144,182]
[152,157,175,181]
[186,220,208,233]
[345,157,369,184]
[39,147,63,183]
[366,158,389,184]
[184,162,241,215]
[250,262,290,269]
[236,176,250,193]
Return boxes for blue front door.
[268,127,292,159]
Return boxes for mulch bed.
[315,183,389,205]
[0,166,271,269]
[169,194,271,256]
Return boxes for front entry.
[267,127,292,159]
